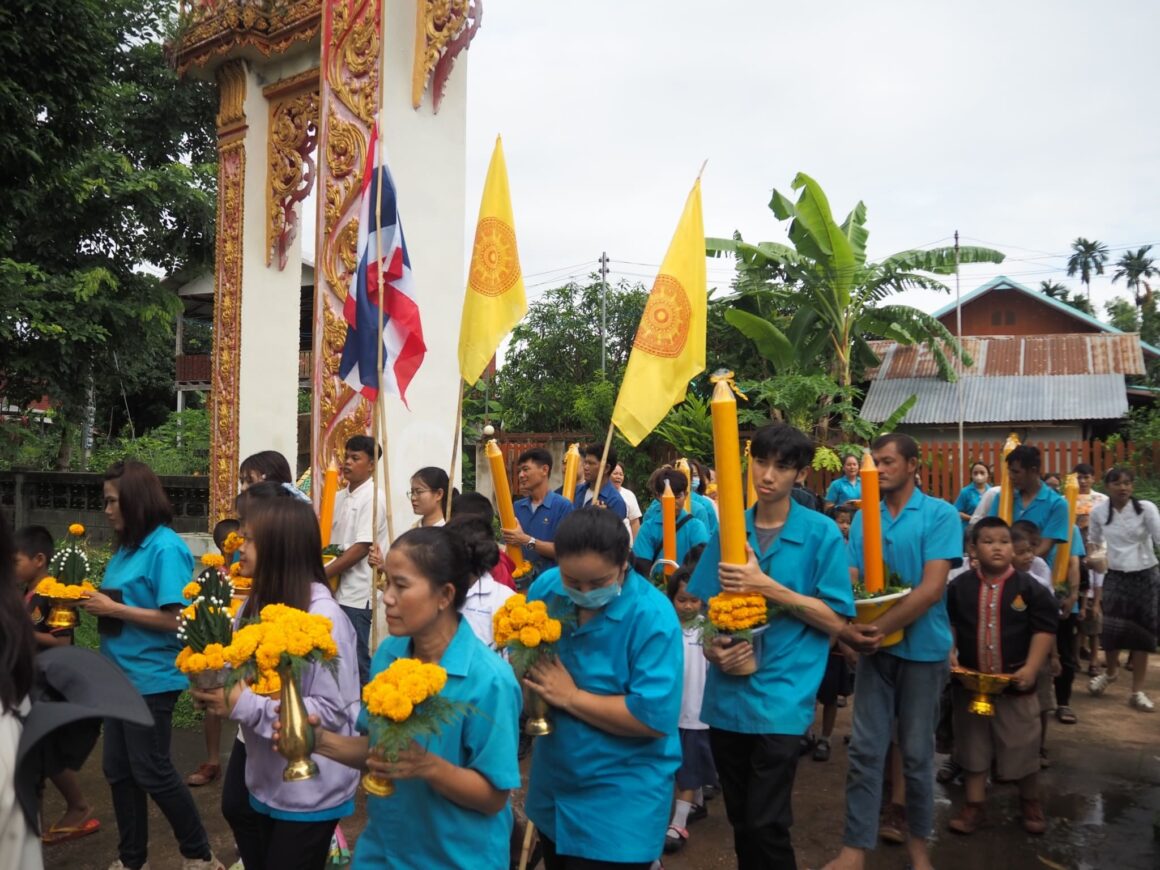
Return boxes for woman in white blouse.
[1087,467,1160,712]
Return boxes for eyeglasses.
[406,489,432,498]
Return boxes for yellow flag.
[458,136,527,386]
[612,178,707,446]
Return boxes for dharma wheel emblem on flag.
[633,274,691,358]
[469,217,522,297]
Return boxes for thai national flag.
[339,123,426,405]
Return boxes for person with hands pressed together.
[821,434,962,870]
[944,517,1058,835]
[82,460,222,870]
[524,508,683,869]
[687,423,854,870]
[278,524,521,869]
[506,448,574,582]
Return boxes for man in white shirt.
[324,435,387,684]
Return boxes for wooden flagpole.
[446,379,465,522]
[590,422,616,505]
[369,102,386,654]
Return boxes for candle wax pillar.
[860,451,884,594]
[711,380,747,566]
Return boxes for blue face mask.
[564,581,622,610]
[691,476,701,491]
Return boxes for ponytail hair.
[412,467,460,519]
[1103,466,1142,524]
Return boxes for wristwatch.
[527,537,538,548]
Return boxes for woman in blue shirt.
[824,453,862,510]
[525,508,683,869]
[954,462,991,531]
[295,525,521,870]
[79,460,220,870]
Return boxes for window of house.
[1005,310,1015,325]
[991,310,1002,325]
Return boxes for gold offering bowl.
[951,667,1014,717]
[46,598,83,630]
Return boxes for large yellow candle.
[860,451,884,594]
[318,458,339,549]
[675,458,693,512]
[745,440,757,508]
[710,378,746,566]
[998,433,1020,524]
[486,440,528,571]
[1052,472,1079,586]
[561,442,581,502]
[661,479,678,576]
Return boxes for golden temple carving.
[412,0,481,112]
[173,0,324,76]
[264,69,320,269]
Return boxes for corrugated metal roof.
[860,374,1129,424]
[864,334,1145,379]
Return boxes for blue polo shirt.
[573,481,628,519]
[690,491,719,537]
[354,617,522,870]
[955,484,986,531]
[525,569,682,863]
[513,490,574,574]
[987,482,1070,561]
[688,502,855,735]
[848,488,963,663]
[99,526,194,696]
[633,507,709,568]
[825,476,861,507]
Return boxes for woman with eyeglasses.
[409,467,459,529]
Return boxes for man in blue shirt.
[987,445,1069,564]
[503,448,573,581]
[821,433,962,870]
[690,424,855,870]
[573,443,627,519]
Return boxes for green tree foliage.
[1066,237,1110,301]
[1111,245,1156,308]
[0,0,216,467]
[1038,279,1093,315]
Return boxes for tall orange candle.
[661,478,678,576]
[561,442,581,502]
[745,440,757,508]
[860,451,884,594]
[675,458,693,512]
[998,433,1019,524]
[710,377,746,566]
[1052,472,1079,586]
[486,439,528,572]
[318,458,339,549]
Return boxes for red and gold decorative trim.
[412,0,481,112]
[264,68,320,269]
[172,0,324,77]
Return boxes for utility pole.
[954,230,964,472]
[599,251,610,376]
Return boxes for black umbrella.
[15,646,154,833]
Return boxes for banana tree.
[707,172,1005,395]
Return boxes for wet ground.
[46,654,1160,870]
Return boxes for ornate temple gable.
[412,0,481,112]
[264,69,321,269]
[173,0,324,76]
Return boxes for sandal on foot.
[186,762,220,787]
[42,815,100,845]
[1055,706,1077,724]
[663,825,688,854]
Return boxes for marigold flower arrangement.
[222,603,340,694]
[36,522,92,599]
[491,594,564,675]
[361,658,469,797]
[222,531,244,557]
[698,592,774,654]
[175,557,236,686]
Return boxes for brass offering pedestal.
[951,667,1014,717]
[523,686,552,736]
[276,664,318,781]
[45,599,82,630]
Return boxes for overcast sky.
[453,0,1159,317]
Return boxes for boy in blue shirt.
[573,443,628,519]
[633,468,710,577]
[690,423,854,870]
[821,433,962,870]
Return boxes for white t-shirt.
[1089,498,1160,572]
[0,700,43,870]
[619,487,642,523]
[1028,556,1053,593]
[679,620,709,730]
[460,572,515,648]
[331,479,388,609]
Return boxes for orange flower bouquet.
[702,593,770,677]
[360,658,469,797]
[175,554,237,690]
[37,523,94,629]
[492,594,565,735]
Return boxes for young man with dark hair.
[325,435,387,684]
[573,443,627,519]
[504,447,573,584]
[822,432,963,870]
[987,445,1069,562]
[690,423,855,869]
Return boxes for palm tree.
[1111,245,1156,307]
[1039,280,1068,299]
[1066,237,1110,301]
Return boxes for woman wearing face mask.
[524,508,683,869]
[955,462,991,532]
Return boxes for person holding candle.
[325,435,388,685]
[824,452,862,512]
[506,448,574,582]
[689,423,855,870]
[821,433,962,870]
[573,444,628,519]
[985,446,1069,564]
[632,469,709,577]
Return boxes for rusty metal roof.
[864,334,1146,380]
[861,374,1130,424]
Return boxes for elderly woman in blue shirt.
[524,508,683,869]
